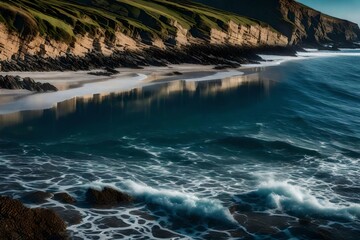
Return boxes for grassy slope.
[0,0,266,44]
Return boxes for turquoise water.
[1,53,360,239]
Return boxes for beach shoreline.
[1,49,360,240]
[1,49,360,115]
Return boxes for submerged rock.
[55,208,83,226]
[86,187,133,206]
[0,196,68,239]
[151,225,182,239]
[53,192,77,204]
[0,75,58,92]
[22,191,53,204]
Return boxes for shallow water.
[1,53,360,239]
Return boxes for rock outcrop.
[194,0,360,46]
[0,21,287,62]
[86,187,133,207]
[0,44,298,72]
[0,0,288,62]
[0,196,68,240]
[0,75,58,92]
[0,0,355,71]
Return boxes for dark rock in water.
[229,203,252,214]
[86,187,133,206]
[233,212,292,235]
[229,205,238,214]
[298,218,312,225]
[203,230,230,240]
[53,192,77,204]
[0,75,58,92]
[22,191,53,204]
[0,196,68,239]
[55,208,82,226]
[95,216,130,228]
[151,225,181,239]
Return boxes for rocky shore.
[0,187,133,239]
[0,45,298,72]
[0,75,58,92]
[0,196,68,240]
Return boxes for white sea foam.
[121,180,236,223]
[256,180,360,220]
[297,51,360,58]
[243,49,360,69]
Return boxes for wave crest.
[122,180,235,223]
[252,180,360,220]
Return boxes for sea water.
[0,51,360,239]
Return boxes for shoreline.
[1,49,360,239]
[1,49,360,115]
[0,66,245,115]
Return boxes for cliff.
[0,0,287,61]
[194,0,360,46]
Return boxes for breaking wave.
[249,180,360,220]
[121,180,235,223]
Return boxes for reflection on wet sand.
[0,110,43,129]
[0,72,274,129]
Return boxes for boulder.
[41,82,58,92]
[86,187,133,206]
[0,75,58,92]
[0,196,68,240]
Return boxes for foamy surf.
[252,180,360,220]
[245,49,360,69]
[121,180,236,223]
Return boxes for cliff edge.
[0,0,287,61]
[194,0,360,46]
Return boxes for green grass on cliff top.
[0,0,268,43]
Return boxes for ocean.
[0,51,360,239]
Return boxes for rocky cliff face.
[194,0,360,46]
[0,21,287,61]
[209,21,287,46]
[0,22,141,61]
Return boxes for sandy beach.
[0,65,246,115]
[1,49,360,116]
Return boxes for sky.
[297,0,360,25]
